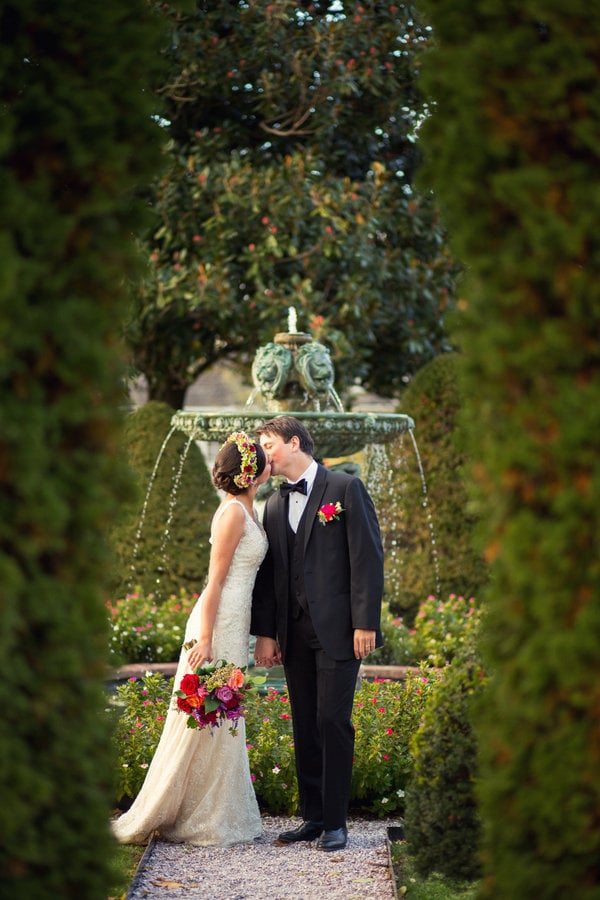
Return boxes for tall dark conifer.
[418,1,600,894]
[0,1,165,896]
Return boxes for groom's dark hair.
[256,416,314,456]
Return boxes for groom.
[251,416,384,851]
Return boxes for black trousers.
[284,608,361,830]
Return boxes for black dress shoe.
[276,820,324,844]
[316,826,348,851]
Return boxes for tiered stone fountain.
[171,308,414,456]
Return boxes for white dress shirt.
[287,460,318,533]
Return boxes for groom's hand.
[254,636,281,668]
[354,628,377,660]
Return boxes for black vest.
[286,504,308,617]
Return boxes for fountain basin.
[171,409,414,459]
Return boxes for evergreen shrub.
[405,642,486,881]
[418,2,600,894]
[109,401,215,599]
[368,353,489,620]
[0,0,165,895]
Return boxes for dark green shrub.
[109,401,215,599]
[418,2,600,895]
[368,353,489,620]
[0,0,164,896]
[405,643,486,881]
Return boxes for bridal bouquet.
[175,654,265,735]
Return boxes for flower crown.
[223,432,258,489]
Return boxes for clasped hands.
[254,629,377,666]
[254,636,282,668]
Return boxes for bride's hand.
[186,639,213,671]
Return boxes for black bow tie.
[280,479,307,497]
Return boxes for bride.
[111,432,271,846]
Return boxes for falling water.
[128,425,178,593]
[408,429,442,598]
[156,433,197,588]
[327,385,345,413]
[363,440,408,592]
[364,432,442,600]
[245,386,260,407]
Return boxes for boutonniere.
[317,501,344,526]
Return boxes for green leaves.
[130,1,458,404]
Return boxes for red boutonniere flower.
[317,501,344,525]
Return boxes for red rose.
[180,673,200,695]
[176,696,193,714]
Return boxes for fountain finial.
[287,306,298,334]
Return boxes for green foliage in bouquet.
[109,401,215,600]
[404,642,486,881]
[107,587,197,665]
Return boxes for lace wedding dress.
[112,499,267,846]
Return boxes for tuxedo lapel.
[267,489,289,567]
[302,464,328,553]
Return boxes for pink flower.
[317,501,344,525]
[215,685,234,705]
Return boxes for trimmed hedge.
[0,1,164,897]
[404,641,485,881]
[369,352,489,619]
[109,401,215,600]
[418,2,600,896]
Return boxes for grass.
[390,841,480,899]
[107,844,146,900]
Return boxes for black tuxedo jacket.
[251,463,384,661]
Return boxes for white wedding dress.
[112,499,267,846]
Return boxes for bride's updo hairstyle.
[212,431,266,496]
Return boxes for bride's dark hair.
[212,439,266,496]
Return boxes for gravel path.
[127,816,397,899]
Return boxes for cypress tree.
[0,1,164,897]
[418,1,600,895]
